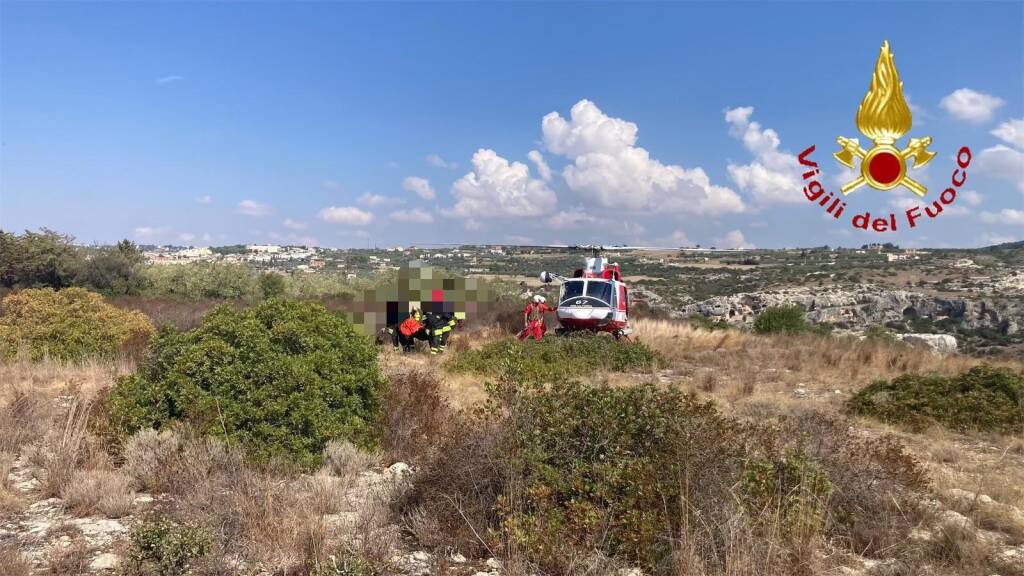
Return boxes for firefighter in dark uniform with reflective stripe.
[423,310,447,355]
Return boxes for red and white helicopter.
[537,244,749,339]
[538,246,632,339]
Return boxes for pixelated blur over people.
[518,294,556,340]
[360,261,492,354]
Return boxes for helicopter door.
[618,284,628,313]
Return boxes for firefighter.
[519,294,556,340]
[423,308,448,355]
[438,311,465,352]
[391,307,424,352]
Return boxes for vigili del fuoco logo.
[798,41,972,233]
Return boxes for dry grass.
[61,468,135,518]
[122,427,181,491]
[39,397,94,498]
[0,543,33,576]
[321,439,379,483]
[379,369,453,463]
[0,356,132,400]
[630,318,1022,410]
[45,538,91,576]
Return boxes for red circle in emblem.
[868,151,902,185]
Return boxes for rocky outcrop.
[898,333,958,354]
[684,285,1021,335]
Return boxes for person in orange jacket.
[519,294,556,340]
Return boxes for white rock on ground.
[897,333,958,354]
[89,552,120,571]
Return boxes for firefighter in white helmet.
[519,294,556,340]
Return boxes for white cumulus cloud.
[939,88,1005,123]
[715,230,754,249]
[527,150,553,182]
[977,145,1024,192]
[357,193,403,207]
[979,209,1024,225]
[390,208,434,224]
[961,190,983,206]
[724,106,802,205]
[542,99,744,215]
[194,195,213,204]
[283,218,307,230]
[402,176,436,200]
[133,226,168,240]
[992,118,1024,149]
[546,208,600,230]
[426,154,457,169]
[318,206,373,226]
[889,197,970,217]
[448,149,557,219]
[237,200,271,217]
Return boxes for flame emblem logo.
[834,41,935,196]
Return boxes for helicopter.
[536,243,751,339]
[537,245,633,339]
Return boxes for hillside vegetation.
[0,280,1022,576]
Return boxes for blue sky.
[2,1,1022,249]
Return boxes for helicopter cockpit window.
[585,281,613,304]
[561,280,584,302]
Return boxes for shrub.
[122,429,182,492]
[141,262,260,300]
[403,371,831,574]
[120,516,212,576]
[0,228,80,289]
[500,381,764,573]
[445,333,662,383]
[379,370,452,464]
[77,240,149,296]
[782,411,929,555]
[0,288,155,361]
[753,305,810,334]
[106,299,387,468]
[322,439,379,483]
[61,469,135,518]
[258,272,287,298]
[846,365,1024,434]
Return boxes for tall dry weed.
[41,397,93,498]
[61,468,135,518]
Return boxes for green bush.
[0,228,80,289]
[119,517,211,576]
[141,262,260,300]
[445,333,662,382]
[258,272,287,298]
[500,381,742,571]
[404,362,930,574]
[753,305,809,334]
[846,365,1024,434]
[0,287,155,361]
[407,352,824,573]
[77,240,149,296]
[107,299,387,467]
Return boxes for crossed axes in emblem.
[833,136,936,197]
